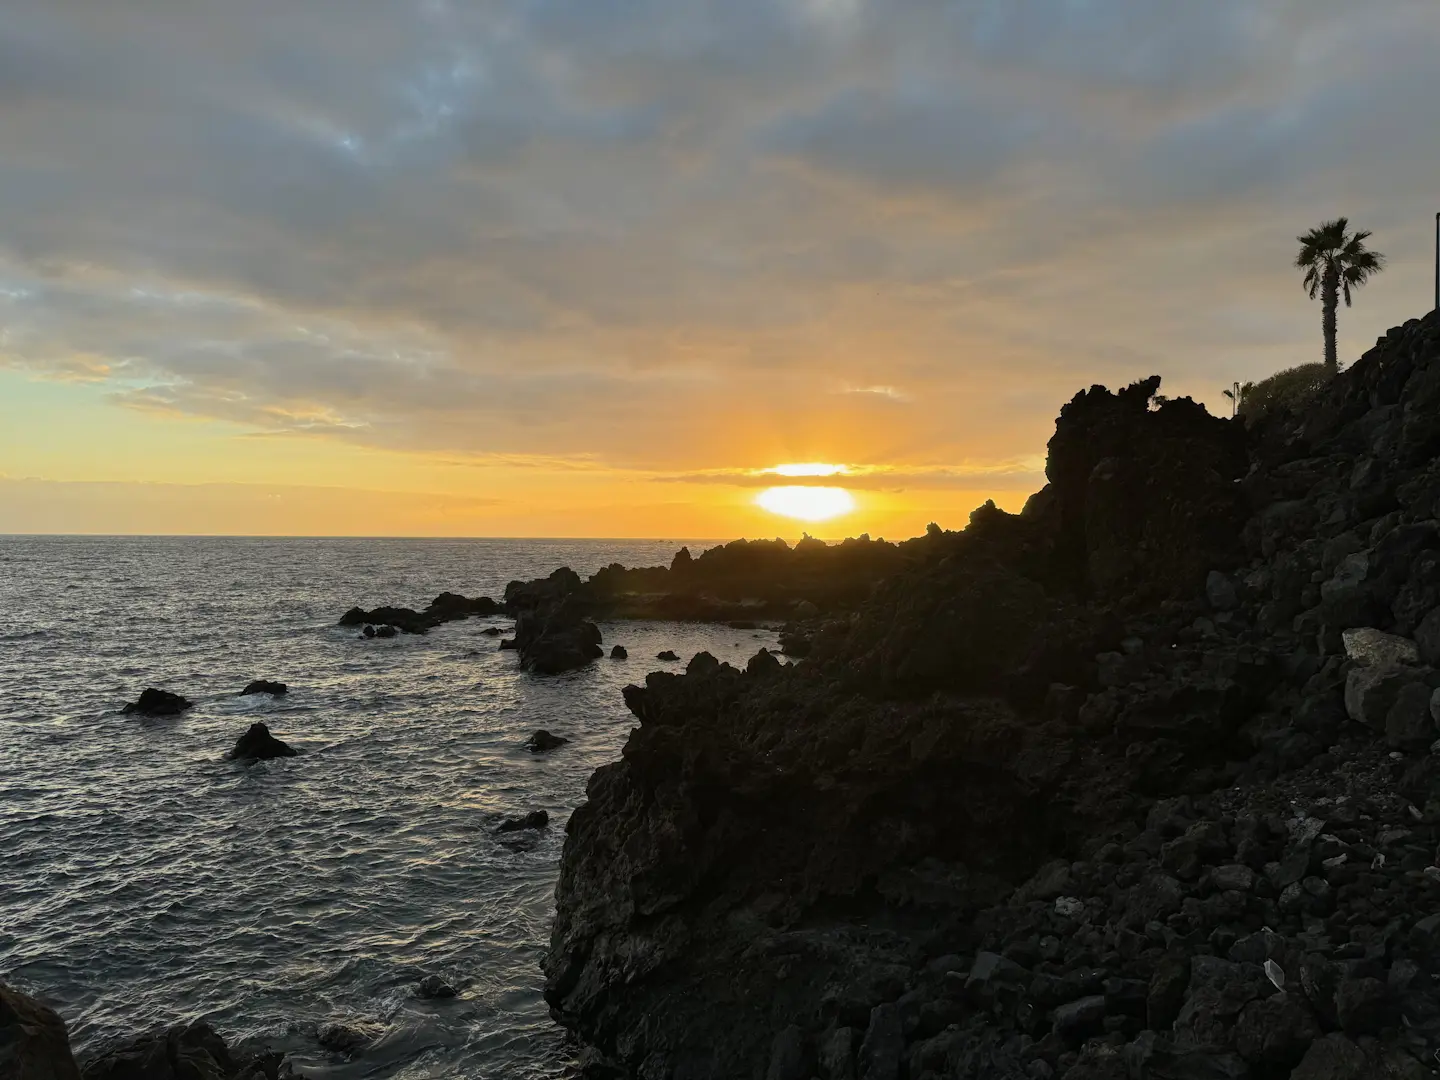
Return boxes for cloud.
[655,462,1045,492]
[2,0,1439,488]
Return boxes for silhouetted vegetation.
[1236,362,1331,424]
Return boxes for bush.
[1237,362,1332,424]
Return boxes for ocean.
[0,536,780,1078]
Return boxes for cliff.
[545,311,1440,1080]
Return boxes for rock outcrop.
[525,730,570,753]
[1,982,82,1080]
[227,722,297,761]
[544,311,1440,1080]
[339,591,499,635]
[239,680,287,696]
[498,810,549,833]
[121,688,193,716]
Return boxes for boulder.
[497,810,549,833]
[316,1022,378,1058]
[1385,680,1435,750]
[79,1021,251,1080]
[657,650,680,662]
[238,680,287,696]
[524,730,569,753]
[512,605,603,675]
[121,688,193,716]
[1289,1034,1370,1080]
[415,975,456,1000]
[0,982,82,1080]
[610,645,628,659]
[1341,627,1419,666]
[746,648,782,677]
[1344,666,1411,728]
[1205,571,1238,611]
[227,723,297,762]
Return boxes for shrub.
[1237,362,1332,424]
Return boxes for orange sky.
[3,2,1439,537]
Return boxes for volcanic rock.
[239,680,287,696]
[121,688,193,715]
[497,810,549,833]
[610,645,628,659]
[524,730,569,753]
[656,650,680,661]
[227,722,297,761]
[0,982,81,1080]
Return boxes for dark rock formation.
[239,680,287,696]
[513,603,604,675]
[339,591,499,635]
[525,730,569,753]
[81,1021,292,1080]
[656,650,680,662]
[611,645,628,659]
[315,1022,378,1059]
[121,688,192,716]
[544,312,1440,1080]
[1,982,81,1080]
[415,975,456,1000]
[497,810,549,833]
[227,722,297,761]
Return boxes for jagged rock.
[1206,571,1238,611]
[121,688,193,716]
[1232,991,1320,1069]
[1342,627,1420,666]
[415,975,456,1000]
[227,722,297,761]
[524,730,569,753]
[656,650,680,661]
[1344,666,1412,728]
[1289,1034,1370,1080]
[1334,977,1391,1036]
[765,1025,808,1080]
[856,1004,903,1080]
[746,648,781,677]
[78,1020,281,1080]
[512,604,603,675]
[497,810,548,833]
[239,680,287,696]
[316,1022,377,1058]
[0,982,81,1080]
[610,645,628,659]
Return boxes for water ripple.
[0,536,774,1079]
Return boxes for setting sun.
[755,485,856,522]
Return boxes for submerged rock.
[80,1019,291,1079]
[121,688,193,716]
[239,680,287,696]
[0,982,81,1080]
[415,975,457,1000]
[316,1022,379,1058]
[228,722,297,761]
[497,810,549,833]
[525,730,569,753]
[656,650,680,662]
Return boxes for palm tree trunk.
[1322,264,1339,374]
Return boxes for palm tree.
[1295,218,1386,375]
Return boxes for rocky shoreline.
[541,310,1440,1079]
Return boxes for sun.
[755,485,855,522]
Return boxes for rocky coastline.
[542,310,1440,1079]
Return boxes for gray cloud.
[2,0,1438,476]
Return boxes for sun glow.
[755,485,856,522]
[765,462,850,477]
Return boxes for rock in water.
[610,645,628,659]
[525,730,569,753]
[656,650,680,661]
[415,975,457,1000]
[121,688,193,716]
[497,810,549,833]
[239,680,287,696]
[228,722,297,761]
[0,982,82,1080]
[79,1020,256,1079]
[316,1022,378,1058]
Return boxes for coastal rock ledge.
[544,311,1440,1079]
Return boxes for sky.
[2,1,1439,538]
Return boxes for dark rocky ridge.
[544,310,1440,1079]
